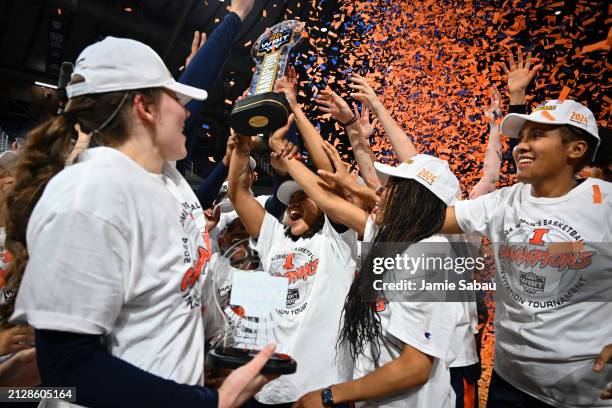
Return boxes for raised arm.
[275,67,333,173]
[227,132,265,237]
[268,126,369,236]
[317,141,377,208]
[502,48,542,106]
[179,0,254,157]
[502,48,542,153]
[196,133,236,208]
[469,86,503,199]
[349,73,418,161]
[315,88,381,188]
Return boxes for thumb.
[594,345,612,372]
[247,344,276,373]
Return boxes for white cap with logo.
[66,37,207,105]
[374,155,461,206]
[500,99,600,156]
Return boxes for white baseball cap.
[374,155,461,206]
[500,99,600,157]
[277,180,303,205]
[66,37,207,105]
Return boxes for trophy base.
[207,346,297,375]
[230,93,290,136]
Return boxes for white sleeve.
[12,210,129,335]
[453,190,500,238]
[254,211,284,260]
[386,301,460,360]
[322,215,356,265]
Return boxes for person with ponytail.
[270,144,470,408]
[3,36,276,408]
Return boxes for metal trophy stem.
[230,20,305,136]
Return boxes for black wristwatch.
[321,386,335,407]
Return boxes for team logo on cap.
[534,105,556,111]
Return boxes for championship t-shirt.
[254,212,356,403]
[355,218,468,408]
[12,147,216,403]
[444,233,481,367]
[454,178,612,407]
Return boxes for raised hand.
[502,48,543,105]
[316,141,354,190]
[229,0,255,21]
[353,102,379,140]
[184,31,207,70]
[483,85,503,123]
[315,87,354,124]
[274,66,298,109]
[222,133,238,166]
[348,73,383,113]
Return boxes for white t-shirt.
[444,233,481,367]
[254,212,357,403]
[454,178,612,408]
[11,147,218,400]
[355,218,468,408]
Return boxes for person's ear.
[133,94,156,125]
[567,139,589,161]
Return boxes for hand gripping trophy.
[230,20,305,136]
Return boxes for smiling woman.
[2,35,276,408]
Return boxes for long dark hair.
[338,177,447,363]
[0,77,161,326]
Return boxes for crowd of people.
[0,0,610,407]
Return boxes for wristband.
[321,386,335,407]
[340,115,358,127]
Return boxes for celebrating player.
[4,36,276,408]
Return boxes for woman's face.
[285,190,323,236]
[373,180,392,225]
[152,90,190,161]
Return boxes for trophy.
[207,271,297,375]
[230,20,305,135]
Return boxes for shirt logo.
[519,272,546,294]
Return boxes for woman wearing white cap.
[440,99,612,407]
[227,122,358,407]
[2,33,276,407]
[270,142,470,407]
